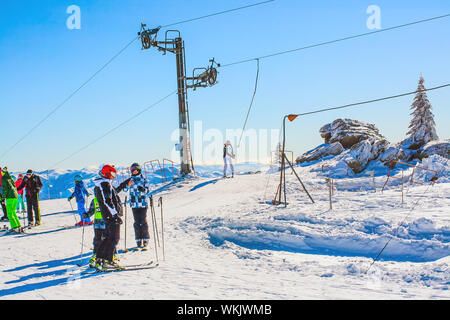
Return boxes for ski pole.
[68,199,77,225]
[80,218,86,265]
[150,196,159,262]
[153,199,160,247]
[158,197,165,261]
[124,196,128,253]
[21,197,26,225]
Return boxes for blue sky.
[0,0,449,172]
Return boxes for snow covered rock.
[417,154,449,183]
[319,118,385,148]
[339,138,389,173]
[378,145,408,165]
[296,142,344,163]
[419,139,450,159]
[297,118,390,173]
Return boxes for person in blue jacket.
[68,174,92,226]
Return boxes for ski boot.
[8,227,23,234]
[94,258,105,272]
[141,240,149,251]
[103,259,122,271]
[133,240,143,251]
[89,254,97,268]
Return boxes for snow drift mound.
[185,212,450,263]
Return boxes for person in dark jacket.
[93,164,123,271]
[16,169,43,227]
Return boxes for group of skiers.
[75,140,235,271]
[1,141,236,271]
[0,167,43,233]
[67,162,153,271]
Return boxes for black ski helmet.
[130,163,142,176]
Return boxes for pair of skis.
[122,195,165,261]
[81,261,159,274]
[0,227,27,236]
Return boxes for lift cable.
[366,184,433,273]
[162,0,275,28]
[237,58,260,148]
[0,35,140,162]
[0,0,275,162]
[289,83,450,118]
[49,90,177,170]
[220,13,450,68]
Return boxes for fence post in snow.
[326,178,332,210]
[366,171,375,192]
[401,170,404,204]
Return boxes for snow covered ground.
[1,163,449,299]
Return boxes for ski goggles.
[130,165,142,173]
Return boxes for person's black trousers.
[1,199,7,219]
[96,222,120,262]
[132,207,150,241]
[93,228,106,255]
[26,194,41,223]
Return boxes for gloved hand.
[67,196,73,201]
[137,186,146,193]
[112,215,123,225]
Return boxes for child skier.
[68,175,92,226]
[223,140,235,178]
[15,174,26,216]
[116,163,151,250]
[83,197,107,268]
[93,164,123,271]
[1,167,22,233]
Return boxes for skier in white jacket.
[223,140,235,178]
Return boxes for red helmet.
[99,164,117,179]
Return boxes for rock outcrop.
[419,140,450,159]
[297,118,389,173]
[296,118,447,174]
[296,142,344,163]
[319,118,385,149]
[338,138,390,173]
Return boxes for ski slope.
[0,166,449,299]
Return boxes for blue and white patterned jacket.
[116,174,151,208]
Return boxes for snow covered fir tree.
[402,76,439,150]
